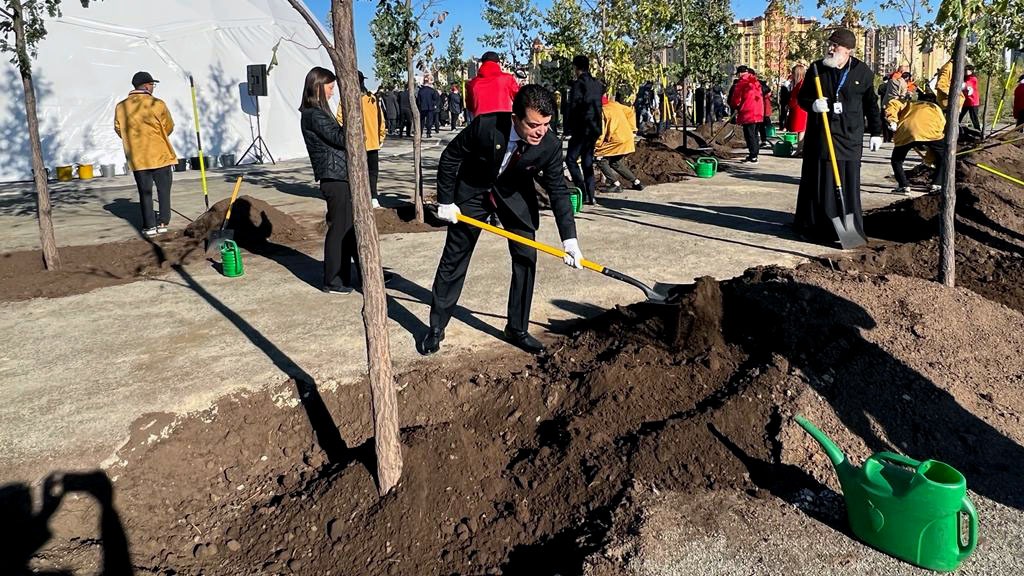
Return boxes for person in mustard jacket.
[336,71,387,208]
[885,92,946,195]
[594,92,643,194]
[114,71,176,237]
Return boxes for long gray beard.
[823,54,849,69]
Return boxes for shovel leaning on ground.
[812,64,867,249]
[453,212,683,304]
[208,176,243,255]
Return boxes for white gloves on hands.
[562,238,584,269]
[888,122,898,133]
[437,203,461,224]
[812,98,829,113]
[869,136,883,152]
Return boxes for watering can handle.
[958,495,978,560]
[874,451,923,470]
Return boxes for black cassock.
[794,57,881,243]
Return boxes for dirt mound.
[185,195,311,247]
[627,141,696,184]
[33,266,1024,575]
[853,138,1024,313]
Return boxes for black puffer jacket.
[300,107,347,182]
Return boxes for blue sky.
[302,0,904,87]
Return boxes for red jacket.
[1014,82,1024,116]
[466,61,520,116]
[787,80,807,133]
[963,75,980,107]
[729,74,764,125]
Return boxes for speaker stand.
[237,95,275,165]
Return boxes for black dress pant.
[367,150,379,201]
[132,165,173,229]
[400,110,413,136]
[321,179,357,288]
[429,192,537,333]
[597,154,638,185]
[959,106,980,130]
[891,140,946,188]
[742,123,760,159]
[420,110,437,136]
[566,134,598,201]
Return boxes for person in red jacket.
[466,51,520,118]
[1014,74,1024,127]
[960,65,981,130]
[787,64,809,155]
[729,65,765,163]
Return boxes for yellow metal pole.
[992,60,1017,131]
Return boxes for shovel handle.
[223,177,243,225]
[812,65,843,185]
[455,213,604,273]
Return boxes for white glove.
[562,238,584,269]
[869,136,883,152]
[437,203,461,224]
[888,121,898,133]
[812,98,829,113]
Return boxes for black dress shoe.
[503,329,544,354]
[418,327,445,355]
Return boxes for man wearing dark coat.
[447,85,463,129]
[397,88,413,137]
[420,85,584,356]
[794,28,883,244]
[565,55,604,204]
[381,87,399,135]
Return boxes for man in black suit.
[420,85,584,355]
[565,55,605,204]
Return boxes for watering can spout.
[795,415,848,470]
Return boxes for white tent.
[0,0,332,182]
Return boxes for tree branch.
[285,0,334,51]
[0,6,13,20]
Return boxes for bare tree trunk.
[287,0,403,496]
[408,43,424,223]
[939,31,967,287]
[11,0,61,270]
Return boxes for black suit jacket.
[566,73,604,137]
[798,57,881,160]
[436,112,577,241]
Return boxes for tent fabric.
[0,0,332,181]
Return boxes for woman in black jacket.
[299,66,356,294]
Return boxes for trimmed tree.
[0,0,85,270]
[287,0,403,496]
[478,0,541,70]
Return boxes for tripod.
[237,95,275,165]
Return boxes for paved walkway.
[0,136,909,483]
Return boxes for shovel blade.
[207,229,235,255]
[831,214,866,249]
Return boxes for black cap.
[481,51,500,63]
[735,65,749,74]
[828,28,856,50]
[132,71,158,88]
[358,70,366,81]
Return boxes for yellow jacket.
[595,101,637,157]
[336,93,387,152]
[114,91,176,171]
[934,60,957,110]
[886,99,945,147]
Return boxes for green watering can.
[220,239,244,277]
[692,157,718,179]
[796,416,978,572]
[569,187,584,214]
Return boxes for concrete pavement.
[0,136,909,483]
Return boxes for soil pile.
[35,267,1024,575]
[0,233,207,302]
[851,138,1024,313]
[628,141,697,184]
[185,195,311,248]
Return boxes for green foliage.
[540,0,589,88]
[684,0,740,84]
[816,0,877,28]
[438,24,465,84]
[788,21,830,65]
[1,0,92,73]
[370,0,412,88]
[478,0,541,69]
[920,0,1018,77]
